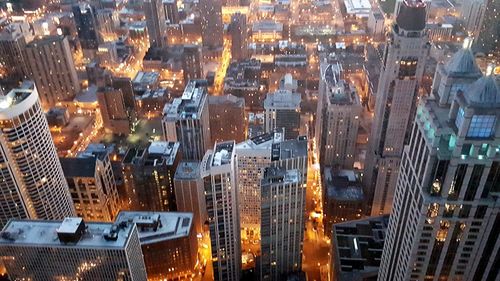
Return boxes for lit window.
[467,115,496,138]
[455,107,465,130]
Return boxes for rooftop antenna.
[462,37,473,49]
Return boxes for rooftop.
[60,157,97,178]
[445,39,482,76]
[115,211,193,244]
[332,216,389,280]
[263,90,301,109]
[462,73,500,108]
[132,71,160,86]
[325,168,364,201]
[273,136,308,161]
[0,218,134,249]
[163,80,207,120]
[322,63,360,105]
[208,94,245,107]
[174,161,200,180]
[212,141,235,167]
[262,167,301,185]
[396,0,427,31]
[144,141,180,167]
[252,20,283,32]
[235,131,285,151]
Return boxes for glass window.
[467,115,496,138]
[455,107,465,130]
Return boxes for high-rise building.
[162,80,210,161]
[24,36,80,109]
[174,161,208,235]
[316,63,362,169]
[460,0,487,36]
[264,89,301,140]
[364,0,429,216]
[0,217,147,280]
[144,0,167,48]
[209,94,246,145]
[473,0,500,56]
[330,215,389,281]
[73,4,100,53]
[0,83,75,228]
[197,0,224,48]
[97,87,132,135]
[115,211,198,280]
[201,141,241,281]
[378,66,500,280]
[235,132,285,239]
[60,145,119,222]
[122,141,182,211]
[182,44,203,82]
[229,13,248,61]
[163,0,179,24]
[260,136,308,280]
[0,25,27,82]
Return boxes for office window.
[467,115,496,138]
[455,107,465,130]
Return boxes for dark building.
[208,94,246,145]
[73,3,100,52]
[224,59,264,110]
[182,44,203,82]
[122,142,182,211]
[229,13,248,61]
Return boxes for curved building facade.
[0,82,75,227]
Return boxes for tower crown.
[396,0,427,31]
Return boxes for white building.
[316,62,362,169]
[364,0,429,216]
[260,136,308,280]
[202,141,242,281]
[235,132,284,240]
[163,80,210,161]
[367,8,385,37]
[343,0,371,18]
[264,89,301,140]
[379,66,500,280]
[0,82,75,228]
[0,217,147,280]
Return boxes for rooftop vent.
[57,218,86,244]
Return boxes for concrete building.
[235,132,285,239]
[201,141,241,281]
[323,168,364,236]
[0,83,75,228]
[182,44,204,82]
[197,0,223,47]
[330,216,389,281]
[224,59,263,110]
[122,142,182,211]
[460,0,487,36]
[367,8,385,38]
[97,87,132,135]
[174,161,208,235]
[316,63,361,169]
[163,80,210,161]
[0,217,147,280]
[343,0,371,18]
[144,0,167,48]
[264,89,301,140]
[364,0,429,216]
[260,136,308,280]
[229,13,248,61]
[24,36,80,109]
[379,66,500,280]
[209,94,246,145]
[163,0,179,24]
[60,144,119,222]
[115,211,198,280]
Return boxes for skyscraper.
[316,62,362,169]
[260,136,308,280]
[182,44,203,82]
[73,3,100,54]
[197,0,224,48]
[364,0,429,216]
[162,80,210,161]
[0,82,75,228]
[163,0,179,24]
[97,87,132,135]
[0,217,147,281]
[60,144,120,222]
[144,0,167,48]
[473,0,500,56]
[229,13,248,61]
[209,94,246,145]
[378,67,500,280]
[202,141,242,281]
[460,0,487,36]
[24,36,80,109]
[264,89,301,140]
[0,25,27,82]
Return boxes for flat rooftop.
[133,71,160,86]
[144,141,180,167]
[274,136,308,161]
[174,161,200,180]
[262,167,301,185]
[235,131,285,151]
[0,219,133,249]
[212,141,235,166]
[325,168,364,201]
[115,211,193,244]
[264,90,301,109]
[163,80,207,120]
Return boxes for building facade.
[264,89,301,140]
[144,0,167,48]
[460,0,487,36]
[24,36,80,109]
[197,0,224,48]
[316,63,361,169]
[163,80,210,161]
[0,83,75,228]
[378,67,500,280]
[209,94,246,145]
[364,1,429,216]
[0,217,147,281]
[73,3,100,53]
[230,13,248,61]
[97,87,132,135]
[202,141,242,281]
